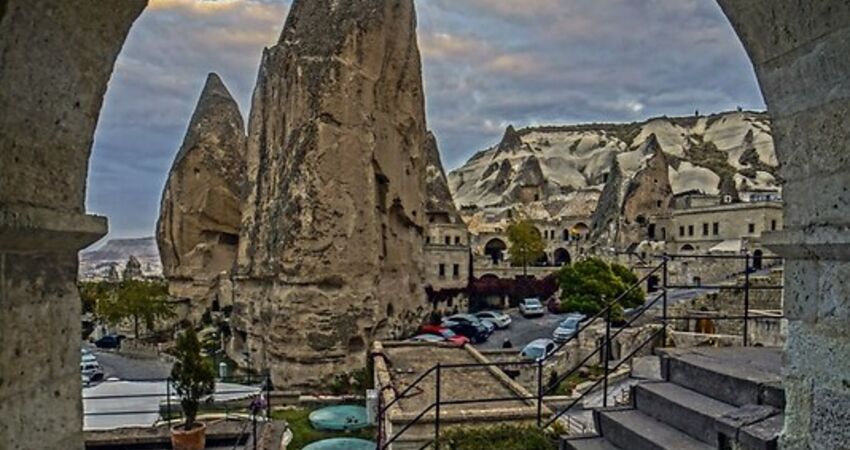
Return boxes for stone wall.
[718,2,850,447]
[0,2,146,449]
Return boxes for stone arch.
[752,249,764,271]
[3,3,850,449]
[484,238,507,264]
[553,248,571,266]
[680,244,696,252]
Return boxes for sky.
[88,0,765,241]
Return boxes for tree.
[171,328,216,431]
[506,219,546,276]
[557,258,645,320]
[96,279,174,338]
[79,281,112,315]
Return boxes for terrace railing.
[375,253,784,449]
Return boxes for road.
[475,309,570,350]
[86,344,172,380]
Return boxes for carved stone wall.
[0,2,146,449]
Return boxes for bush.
[557,258,644,318]
[171,328,216,430]
[437,424,556,450]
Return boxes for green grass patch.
[437,424,557,450]
[272,408,375,449]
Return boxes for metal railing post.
[166,377,172,425]
[435,363,441,449]
[603,307,611,408]
[265,374,272,419]
[662,259,668,345]
[536,358,543,427]
[744,253,751,347]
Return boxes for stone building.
[423,133,471,293]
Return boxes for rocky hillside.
[79,237,162,279]
[448,111,778,223]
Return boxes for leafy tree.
[96,279,174,338]
[557,258,645,319]
[506,219,546,276]
[171,328,216,431]
[79,281,113,315]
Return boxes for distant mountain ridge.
[79,237,162,279]
[448,110,778,229]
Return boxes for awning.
[708,239,743,254]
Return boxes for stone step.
[596,409,714,450]
[561,436,623,450]
[633,381,738,445]
[659,348,784,408]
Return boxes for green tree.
[506,219,546,276]
[557,258,645,319]
[171,328,216,431]
[96,279,174,338]
[79,281,113,315]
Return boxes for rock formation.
[449,111,777,216]
[122,255,143,280]
[232,0,429,387]
[424,131,462,223]
[157,73,246,321]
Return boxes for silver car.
[519,298,545,317]
[553,317,581,343]
[475,310,512,329]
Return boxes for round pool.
[308,405,371,431]
[303,438,376,450]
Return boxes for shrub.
[437,424,556,450]
[171,328,216,430]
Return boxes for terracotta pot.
[171,422,206,450]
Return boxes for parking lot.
[475,309,572,350]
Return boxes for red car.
[419,325,470,346]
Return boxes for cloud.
[89,0,764,240]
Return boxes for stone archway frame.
[2,2,850,450]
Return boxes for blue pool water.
[303,437,376,450]
[308,405,371,431]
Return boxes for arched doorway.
[647,275,660,293]
[484,238,507,264]
[553,248,571,266]
[680,244,695,253]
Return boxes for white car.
[519,298,545,318]
[474,311,512,329]
[80,361,104,383]
[81,352,97,364]
[520,338,557,361]
[408,334,446,344]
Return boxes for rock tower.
[231,0,429,387]
[157,73,246,321]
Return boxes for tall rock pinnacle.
[157,73,246,320]
[232,0,429,387]
[424,132,462,223]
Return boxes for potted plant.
[170,328,216,450]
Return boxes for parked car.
[443,314,495,335]
[94,334,125,349]
[520,338,557,361]
[81,352,97,364]
[442,320,489,344]
[419,325,470,346]
[552,316,582,343]
[474,310,512,329]
[519,298,545,318]
[80,361,104,382]
[409,334,446,344]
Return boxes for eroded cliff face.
[232,0,428,387]
[424,131,462,223]
[157,73,246,320]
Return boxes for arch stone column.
[0,2,146,449]
[719,2,850,448]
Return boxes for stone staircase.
[562,347,784,450]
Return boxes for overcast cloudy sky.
[89,0,764,240]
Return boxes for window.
[748,223,756,234]
[426,236,431,244]
[679,226,685,237]
[656,200,663,208]
[438,264,446,277]
[771,220,777,231]
[444,236,451,245]
[703,223,709,236]
[453,264,460,278]
[688,225,694,236]
[454,236,461,245]
[713,222,719,235]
